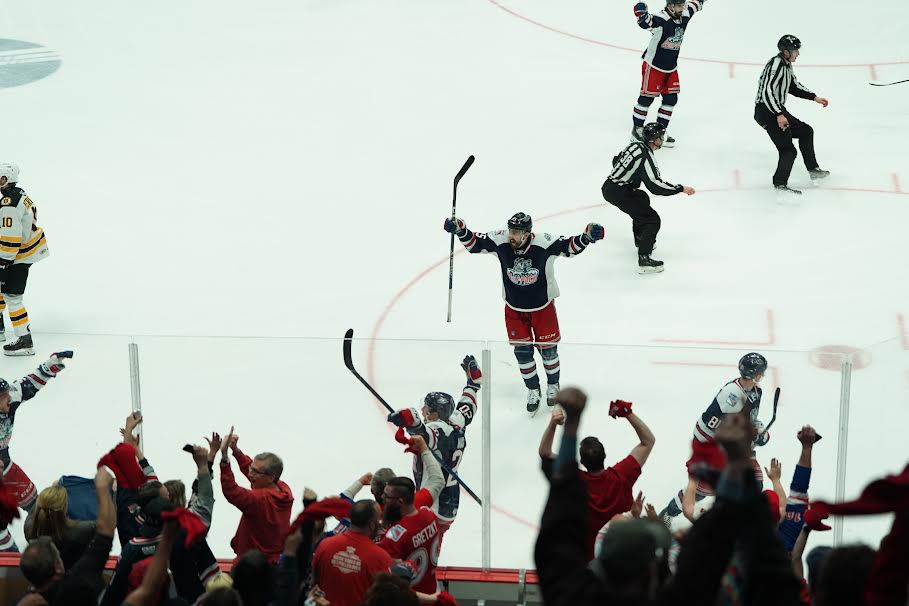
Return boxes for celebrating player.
[631,0,707,146]
[444,213,603,414]
[754,35,830,194]
[602,122,695,274]
[0,163,50,356]
[387,354,481,528]
[658,352,770,525]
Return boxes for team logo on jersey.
[506,258,539,286]
[661,26,685,50]
[385,524,406,542]
[0,198,10,206]
[0,39,62,89]
[330,546,363,574]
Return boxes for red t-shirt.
[378,507,443,594]
[580,454,642,560]
[313,531,394,606]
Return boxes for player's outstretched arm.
[19,351,73,402]
[633,2,654,28]
[443,217,497,254]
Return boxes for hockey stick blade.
[764,387,780,432]
[453,155,475,188]
[342,329,482,505]
[869,79,909,86]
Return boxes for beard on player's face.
[508,230,528,249]
[383,502,403,524]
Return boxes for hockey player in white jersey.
[658,352,770,524]
[0,163,50,356]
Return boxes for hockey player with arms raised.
[630,0,707,146]
[387,354,481,530]
[658,353,771,525]
[444,213,604,413]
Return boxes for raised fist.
[554,387,587,420]
[584,223,605,242]
[444,217,466,234]
[633,2,649,19]
[461,354,482,386]
[797,425,822,445]
[41,351,74,377]
[387,408,420,428]
[609,399,633,418]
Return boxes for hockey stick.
[764,387,781,432]
[342,329,482,505]
[447,155,475,323]
[869,79,909,87]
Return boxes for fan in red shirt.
[378,476,444,594]
[312,500,394,606]
[539,400,656,561]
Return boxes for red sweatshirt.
[220,449,294,564]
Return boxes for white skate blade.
[3,348,35,356]
[637,265,664,275]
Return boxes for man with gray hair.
[219,426,294,565]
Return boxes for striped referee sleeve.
[642,153,682,195]
[757,56,787,115]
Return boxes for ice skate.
[774,184,802,195]
[808,168,830,181]
[546,382,560,407]
[526,387,542,415]
[637,254,664,274]
[3,333,34,356]
[660,135,676,148]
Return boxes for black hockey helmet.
[777,35,801,52]
[0,378,8,394]
[738,353,768,379]
[508,212,532,233]
[665,0,686,4]
[423,391,454,421]
[641,122,667,145]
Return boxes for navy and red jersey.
[636,0,705,72]
[456,228,594,312]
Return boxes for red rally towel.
[98,443,147,490]
[161,508,208,547]
[805,462,909,531]
[686,438,727,489]
[395,427,419,455]
[288,497,352,536]
[0,479,21,527]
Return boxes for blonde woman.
[24,485,96,569]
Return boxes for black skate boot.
[775,184,802,195]
[631,126,644,142]
[638,254,664,274]
[526,387,542,415]
[3,333,34,356]
[808,168,830,181]
[661,135,676,148]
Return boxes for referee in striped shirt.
[754,35,830,194]
[601,122,694,274]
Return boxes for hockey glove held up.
[584,223,605,242]
[752,420,770,447]
[461,354,482,387]
[609,399,633,418]
[444,217,466,235]
[388,407,420,428]
[40,351,74,377]
[633,2,649,19]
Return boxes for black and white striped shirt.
[605,142,682,196]
[754,54,815,116]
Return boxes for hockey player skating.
[631,0,707,146]
[658,352,770,525]
[387,354,481,529]
[0,163,50,356]
[0,351,72,550]
[602,123,694,274]
[754,35,830,194]
[444,213,604,413]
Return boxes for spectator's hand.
[119,427,140,450]
[359,472,374,486]
[630,491,644,518]
[549,408,565,426]
[461,354,482,386]
[229,432,240,452]
[124,411,142,432]
[16,594,48,606]
[204,432,222,462]
[190,445,209,467]
[608,399,633,418]
[715,411,751,462]
[645,503,659,521]
[307,585,331,606]
[221,426,234,458]
[283,526,304,557]
[764,458,782,482]
[95,467,114,490]
[797,425,818,446]
[554,387,587,421]
[411,435,428,455]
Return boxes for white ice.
[1,0,907,570]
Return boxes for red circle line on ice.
[484,0,909,79]
[366,182,907,532]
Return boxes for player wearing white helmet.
[0,163,50,356]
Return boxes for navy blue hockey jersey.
[637,0,705,72]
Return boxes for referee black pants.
[754,105,819,186]
[601,181,660,255]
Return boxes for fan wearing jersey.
[631,0,706,146]
[387,354,481,530]
[658,352,770,525]
[444,212,604,413]
[379,476,445,594]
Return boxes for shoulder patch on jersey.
[726,392,738,406]
[0,198,10,206]
[426,420,454,437]
[385,524,406,542]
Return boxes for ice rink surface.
[1,0,908,568]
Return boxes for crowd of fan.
[1,353,907,606]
